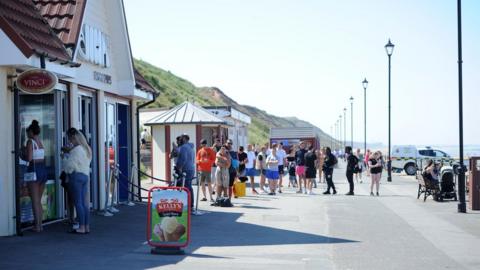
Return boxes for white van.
[391,145,452,175]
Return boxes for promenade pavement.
[1,162,479,270]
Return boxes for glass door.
[18,93,60,227]
[80,94,98,209]
[105,103,117,206]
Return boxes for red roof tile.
[33,0,86,48]
[0,0,72,61]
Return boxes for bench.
[416,172,440,202]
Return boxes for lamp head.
[350,96,354,103]
[385,39,395,56]
[362,78,368,89]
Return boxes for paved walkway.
[1,162,479,270]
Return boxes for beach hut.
[144,102,231,181]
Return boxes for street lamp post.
[456,0,466,213]
[385,39,394,182]
[362,78,368,156]
[330,125,334,149]
[349,96,354,147]
[339,115,343,149]
[343,108,347,149]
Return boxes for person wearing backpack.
[322,147,337,195]
[345,146,358,195]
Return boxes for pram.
[437,165,458,201]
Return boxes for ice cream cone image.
[159,217,186,242]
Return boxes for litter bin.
[469,157,480,210]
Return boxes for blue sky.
[124,0,479,146]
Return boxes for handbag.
[23,140,38,182]
[24,160,37,182]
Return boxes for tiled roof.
[0,0,72,61]
[134,68,157,94]
[33,0,86,48]
[145,102,229,126]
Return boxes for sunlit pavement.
[1,162,479,270]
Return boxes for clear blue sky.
[124,0,480,146]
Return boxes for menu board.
[147,187,190,248]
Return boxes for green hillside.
[135,59,335,146]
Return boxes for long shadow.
[0,204,357,270]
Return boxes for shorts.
[278,165,284,174]
[198,171,212,183]
[257,169,266,176]
[245,168,256,177]
[266,170,279,180]
[296,165,306,176]
[229,170,236,187]
[215,167,229,188]
[289,175,297,182]
[141,138,146,144]
[306,167,317,179]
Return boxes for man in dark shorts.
[345,146,358,195]
[323,147,337,195]
[226,139,238,199]
[305,146,317,195]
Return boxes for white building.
[204,106,251,149]
[0,0,156,236]
[143,102,230,181]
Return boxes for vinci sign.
[16,69,58,94]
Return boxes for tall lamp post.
[349,96,354,147]
[456,0,466,213]
[330,125,334,149]
[385,39,394,182]
[343,108,347,149]
[362,78,368,156]
[339,115,343,149]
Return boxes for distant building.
[204,106,251,149]
[143,102,231,181]
[270,127,320,152]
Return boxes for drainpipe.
[136,93,158,200]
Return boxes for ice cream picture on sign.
[153,198,186,242]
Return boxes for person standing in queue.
[345,146,358,196]
[176,134,195,211]
[256,146,267,193]
[266,146,279,195]
[295,141,308,194]
[305,146,318,195]
[226,139,238,199]
[369,151,383,196]
[276,142,287,193]
[214,146,231,203]
[24,120,48,232]
[245,144,258,194]
[322,147,337,195]
[210,138,222,194]
[196,139,216,202]
[63,128,92,234]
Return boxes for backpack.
[332,155,338,165]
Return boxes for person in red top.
[196,139,216,202]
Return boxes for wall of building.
[151,125,166,180]
[0,67,15,236]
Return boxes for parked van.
[391,145,452,175]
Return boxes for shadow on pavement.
[0,203,357,270]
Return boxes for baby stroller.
[438,165,458,201]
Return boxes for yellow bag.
[234,181,246,197]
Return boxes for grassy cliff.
[135,59,334,145]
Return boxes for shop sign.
[16,69,58,94]
[147,187,191,248]
[94,71,112,84]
